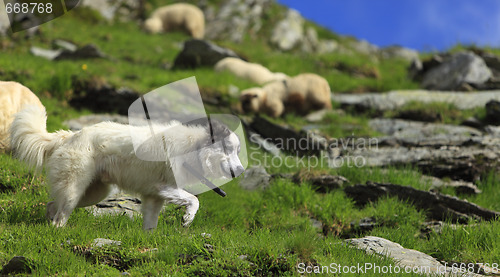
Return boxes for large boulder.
[421,51,492,91]
[172,39,240,69]
[270,9,304,51]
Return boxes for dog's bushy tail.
[10,105,70,170]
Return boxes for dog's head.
[184,118,245,180]
[240,88,265,114]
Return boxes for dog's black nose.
[232,165,245,177]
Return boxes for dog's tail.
[10,105,70,170]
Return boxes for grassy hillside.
[0,1,499,276]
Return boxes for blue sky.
[277,0,500,52]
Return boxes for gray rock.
[369,118,482,139]
[92,238,122,248]
[422,51,492,90]
[270,9,304,51]
[332,90,500,111]
[346,236,481,276]
[304,109,329,122]
[239,166,271,190]
[349,39,379,55]
[485,100,500,125]
[316,39,339,54]
[301,27,319,53]
[86,190,142,218]
[172,39,240,69]
[80,0,143,21]
[30,43,107,61]
[423,175,481,195]
[64,114,130,131]
[0,256,31,275]
[380,45,419,62]
[205,0,272,43]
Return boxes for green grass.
[0,2,499,275]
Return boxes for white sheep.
[240,73,332,117]
[0,81,44,150]
[214,57,288,85]
[144,3,205,39]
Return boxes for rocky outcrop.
[345,182,500,223]
[411,50,500,91]
[421,52,491,91]
[80,0,144,21]
[346,236,482,276]
[332,90,500,112]
[270,9,304,51]
[172,39,240,69]
[205,0,272,43]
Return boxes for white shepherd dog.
[10,106,244,230]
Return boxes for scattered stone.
[201,233,212,239]
[87,192,142,218]
[332,90,500,112]
[52,39,78,52]
[349,217,378,234]
[30,43,107,61]
[239,166,271,190]
[92,238,122,248]
[293,173,349,193]
[379,45,419,62]
[204,243,215,253]
[425,175,482,195]
[271,9,304,51]
[485,100,500,125]
[345,236,481,276]
[310,218,323,230]
[304,109,330,122]
[393,109,442,123]
[345,182,500,223]
[0,256,31,275]
[421,51,492,91]
[172,39,241,69]
[238,254,248,261]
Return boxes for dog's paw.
[182,213,195,227]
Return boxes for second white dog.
[10,106,244,230]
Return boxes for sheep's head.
[143,18,163,33]
[240,88,265,113]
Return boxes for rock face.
[270,9,304,51]
[332,90,500,112]
[205,0,272,43]
[80,0,144,21]
[346,236,481,276]
[421,51,492,90]
[172,39,240,69]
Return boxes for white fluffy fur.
[10,106,243,230]
[144,3,205,39]
[214,57,288,85]
[0,81,44,151]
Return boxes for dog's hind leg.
[48,153,95,227]
[158,187,199,227]
[141,196,165,230]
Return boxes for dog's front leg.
[141,196,165,230]
[159,187,199,227]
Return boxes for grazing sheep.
[144,3,205,39]
[214,57,288,85]
[240,73,332,117]
[0,81,44,151]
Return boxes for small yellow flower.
[82,64,88,70]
